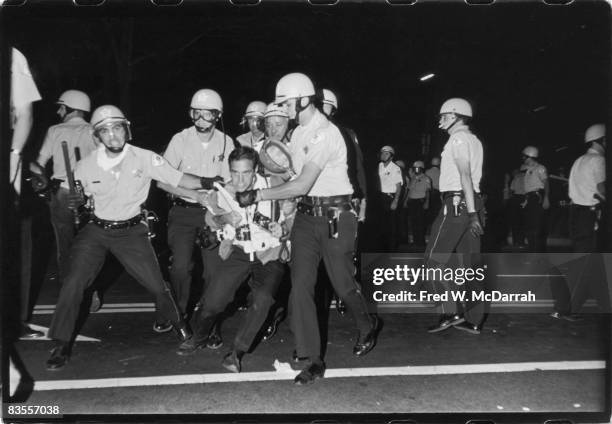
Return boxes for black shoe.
[89,290,102,313]
[336,299,347,316]
[206,331,223,350]
[46,344,70,371]
[292,349,308,363]
[176,335,207,356]
[353,315,381,357]
[294,360,326,385]
[453,321,481,335]
[175,323,192,342]
[153,320,173,333]
[221,351,242,373]
[20,323,44,339]
[427,314,464,333]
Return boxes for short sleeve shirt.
[523,163,547,192]
[164,126,234,200]
[510,171,527,195]
[378,162,403,194]
[407,174,432,199]
[439,124,483,193]
[37,117,97,180]
[10,48,41,129]
[289,109,353,197]
[74,144,183,221]
[569,149,605,206]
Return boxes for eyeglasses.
[190,108,220,121]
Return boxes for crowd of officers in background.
[10,49,606,387]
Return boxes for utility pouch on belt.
[197,226,220,250]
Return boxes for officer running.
[425,98,485,335]
[45,105,215,370]
[236,73,379,385]
[156,89,234,333]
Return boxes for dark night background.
[3,0,611,250]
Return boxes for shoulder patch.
[152,154,165,167]
[310,130,325,145]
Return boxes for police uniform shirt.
[378,162,403,194]
[10,48,41,129]
[523,163,547,193]
[569,148,605,206]
[439,124,483,193]
[425,166,440,191]
[236,132,265,153]
[510,169,527,195]
[289,109,353,197]
[73,144,183,221]
[407,174,432,199]
[164,126,234,200]
[37,117,97,181]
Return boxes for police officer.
[29,90,99,306]
[237,101,267,152]
[321,88,367,223]
[404,160,431,247]
[156,89,234,332]
[236,73,379,385]
[425,157,441,231]
[553,124,607,317]
[44,105,216,370]
[425,98,485,335]
[8,48,42,341]
[378,145,403,251]
[177,146,287,374]
[263,102,292,145]
[521,146,550,252]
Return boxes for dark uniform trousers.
[426,189,442,234]
[551,205,609,314]
[523,191,546,252]
[195,249,285,352]
[49,187,76,284]
[290,210,372,359]
[508,194,526,245]
[425,194,485,325]
[167,205,217,315]
[48,222,182,342]
[379,192,399,251]
[407,198,427,246]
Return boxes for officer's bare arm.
[393,182,402,203]
[157,181,202,200]
[258,162,322,201]
[455,156,477,213]
[11,103,34,153]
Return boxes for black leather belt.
[297,201,352,217]
[441,190,481,200]
[92,215,142,230]
[302,194,352,206]
[173,198,205,209]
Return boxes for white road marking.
[19,324,100,342]
[33,360,605,391]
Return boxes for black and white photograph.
[2,0,611,421]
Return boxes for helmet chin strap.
[293,96,312,126]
